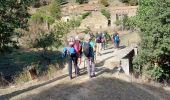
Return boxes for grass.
[0,48,66,85]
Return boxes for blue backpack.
[67,47,76,57]
[63,47,76,57]
[114,35,120,42]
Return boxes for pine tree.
[133,0,170,81]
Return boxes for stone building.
[109,6,138,27]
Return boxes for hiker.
[74,35,82,74]
[95,32,102,56]
[101,32,107,50]
[114,33,120,49]
[83,34,96,78]
[112,31,118,48]
[63,37,79,79]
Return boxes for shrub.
[101,9,111,20]
[133,0,170,82]
[129,0,138,6]
[82,12,91,19]
[100,0,109,7]
[114,20,122,26]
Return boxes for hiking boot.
[91,74,96,78]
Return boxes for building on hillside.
[79,12,108,29]
[109,6,138,27]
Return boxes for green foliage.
[76,0,88,4]
[114,20,122,26]
[33,21,70,50]
[82,12,91,19]
[31,12,44,23]
[100,0,109,7]
[49,0,61,20]
[133,0,170,81]
[29,0,41,7]
[69,18,81,29]
[0,0,30,53]
[101,9,111,20]
[129,0,138,6]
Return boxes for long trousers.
[67,56,78,78]
[85,57,95,77]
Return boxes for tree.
[0,0,30,53]
[49,0,61,20]
[133,0,170,81]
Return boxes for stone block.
[121,58,130,75]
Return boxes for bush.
[69,18,82,29]
[129,0,138,6]
[76,0,88,4]
[114,20,122,26]
[100,0,109,7]
[133,0,170,82]
[119,0,129,3]
[82,12,91,19]
[101,9,111,20]
[119,0,138,6]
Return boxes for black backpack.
[83,42,91,57]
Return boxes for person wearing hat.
[83,34,96,78]
[63,36,78,79]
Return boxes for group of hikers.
[63,31,120,80]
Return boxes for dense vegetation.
[0,0,78,84]
[133,0,170,82]
[0,0,31,53]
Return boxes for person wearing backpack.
[101,32,107,50]
[114,34,120,49]
[83,34,96,78]
[63,37,78,79]
[95,32,102,56]
[74,36,82,74]
[112,31,118,48]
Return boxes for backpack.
[114,35,120,42]
[96,34,101,43]
[101,34,105,43]
[67,47,76,57]
[83,42,91,57]
[74,41,82,54]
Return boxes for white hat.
[75,36,80,40]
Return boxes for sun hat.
[75,35,80,40]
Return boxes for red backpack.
[74,40,82,54]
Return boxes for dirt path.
[0,47,170,100]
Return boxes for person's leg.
[73,56,78,76]
[99,43,102,55]
[85,57,91,78]
[68,58,72,79]
[104,41,106,50]
[90,57,95,76]
[102,42,104,50]
[96,43,99,55]
[77,57,81,73]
